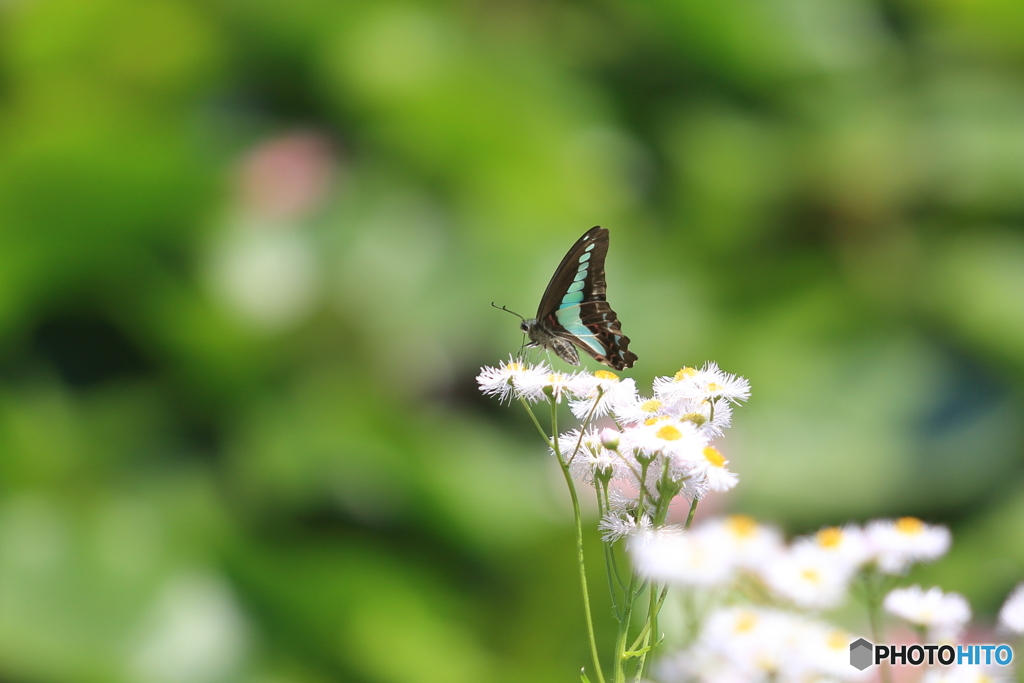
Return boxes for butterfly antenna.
[491,302,525,321]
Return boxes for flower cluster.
[630,516,951,611]
[999,583,1024,636]
[478,356,753,681]
[656,606,860,683]
[631,514,1024,683]
[477,358,750,511]
[477,356,1022,683]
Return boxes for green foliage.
[0,0,1023,681]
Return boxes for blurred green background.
[1,0,1023,681]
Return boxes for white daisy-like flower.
[997,582,1024,635]
[627,526,735,588]
[798,622,872,682]
[670,397,734,438]
[475,356,551,403]
[653,362,751,406]
[762,543,855,610]
[514,369,580,403]
[612,394,673,425]
[568,371,638,420]
[685,607,869,683]
[689,445,740,492]
[884,586,971,640]
[599,510,647,542]
[793,525,871,576]
[700,607,795,680]
[631,418,709,467]
[866,517,951,574]
[654,644,748,683]
[694,515,784,571]
[555,427,600,460]
[920,664,1014,683]
[677,474,711,503]
[557,428,626,482]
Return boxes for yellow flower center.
[504,362,524,371]
[827,631,847,650]
[656,425,682,441]
[674,367,697,381]
[594,370,619,381]
[707,381,723,394]
[640,399,662,413]
[643,417,658,426]
[702,446,725,467]
[726,515,758,537]
[734,611,759,633]
[681,412,707,426]
[801,568,821,584]
[896,517,924,535]
[817,527,843,548]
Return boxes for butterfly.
[517,226,637,370]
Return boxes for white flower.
[866,517,951,574]
[631,418,708,466]
[612,394,672,425]
[653,362,751,406]
[998,582,1024,635]
[694,515,784,571]
[677,608,869,683]
[700,608,797,680]
[689,446,739,492]
[568,371,638,420]
[672,397,734,438]
[555,427,600,460]
[514,369,581,403]
[476,356,551,403]
[627,526,735,588]
[884,586,971,640]
[920,664,1014,683]
[654,644,748,683]
[599,511,647,542]
[798,622,872,681]
[558,428,626,482]
[762,543,855,610]
[794,525,871,576]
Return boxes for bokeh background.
[1,0,1023,681]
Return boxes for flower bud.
[600,428,620,451]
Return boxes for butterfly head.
[519,318,534,333]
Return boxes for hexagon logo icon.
[850,638,873,670]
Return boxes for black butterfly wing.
[536,226,637,370]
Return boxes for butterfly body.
[521,227,637,371]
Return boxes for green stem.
[629,587,669,653]
[633,584,660,681]
[519,397,551,445]
[545,397,607,683]
[597,482,624,619]
[613,572,638,683]
[684,497,699,530]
